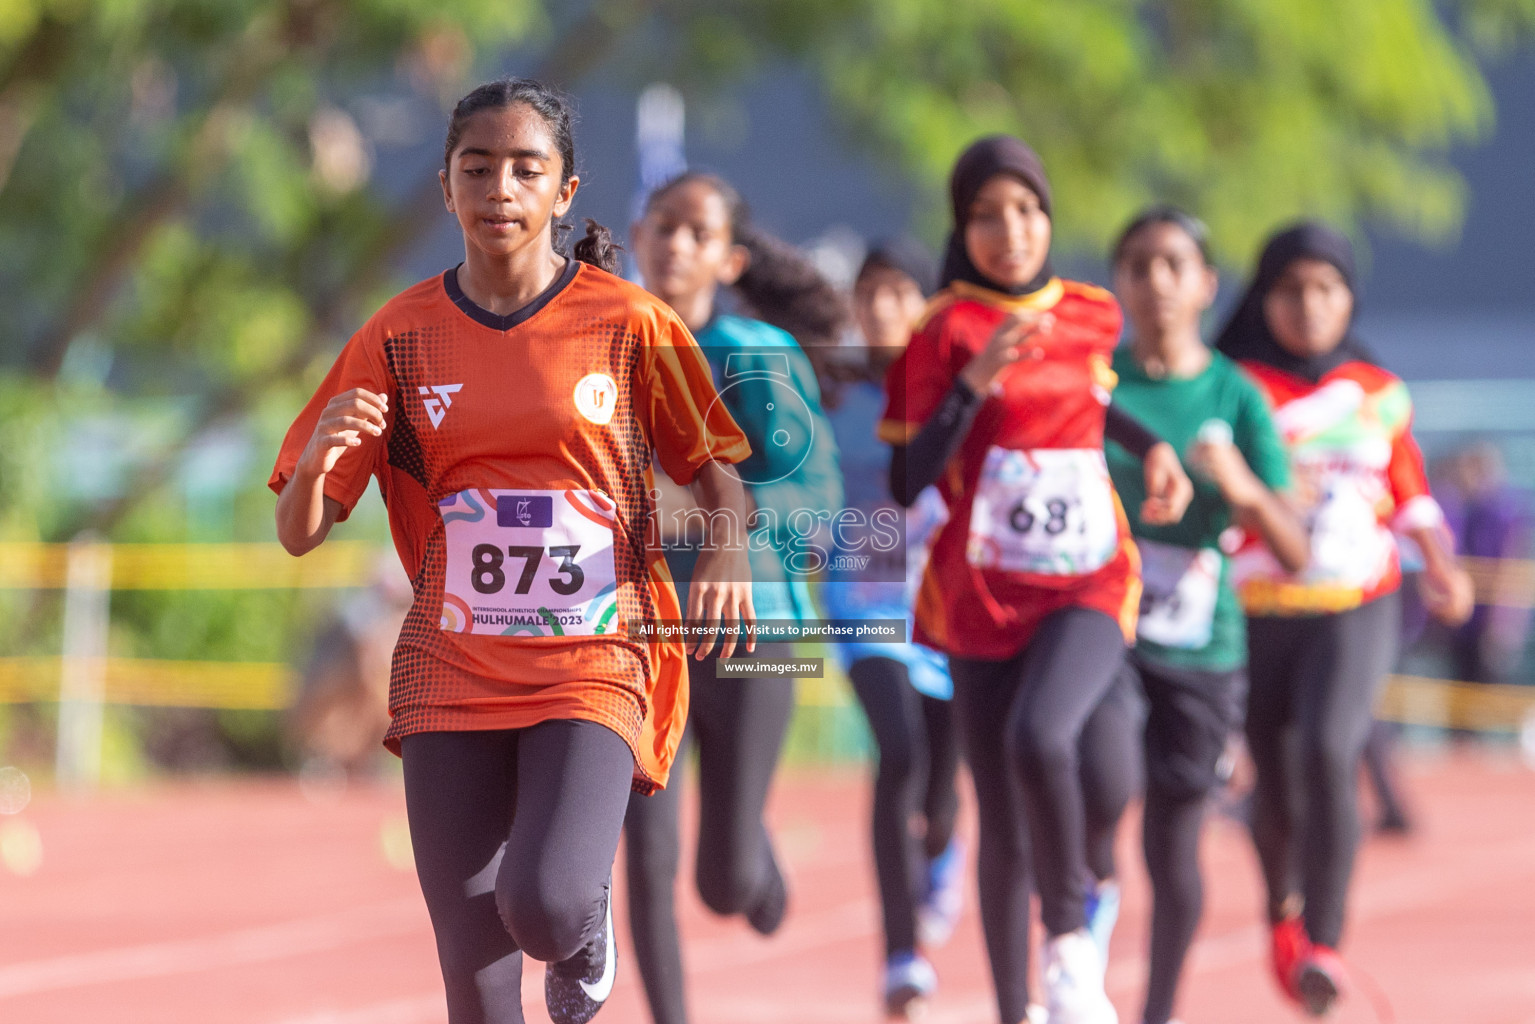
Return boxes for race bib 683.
[967,447,1119,577]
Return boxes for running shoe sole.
[884,984,929,1020]
[1297,961,1341,1017]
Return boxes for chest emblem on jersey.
[418,384,463,429]
[573,373,619,425]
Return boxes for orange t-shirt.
[270,260,749,792]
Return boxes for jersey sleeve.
[1234,372,1293,492]
[642,311,751,486]
[268,320,393,521]
[879,317,953,445]
[1386,410,1443,532]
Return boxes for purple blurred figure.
[1438,442,1535,685]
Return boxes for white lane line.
[0,898,424,1000]
[260,832,1534,1024]
[271,993,446,1024]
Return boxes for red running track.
[1,749,1532,1024]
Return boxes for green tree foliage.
[0,0,1531,540]
[744,0,1535,259]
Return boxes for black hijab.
[1215,222,1378,382]
[939,135,1056,295]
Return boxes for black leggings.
[1121,656,1244,1024]
[1245,591,1400,949]
[848,656,961,957]
[623,647,796,1024]
[401,722,636,1024]
[951,606,1129,1024]
[1080,666,1143,886]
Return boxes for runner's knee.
[696,851,759,915]
[496,874,599,964]
[1010,717,1074,779]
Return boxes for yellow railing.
[1375,674,1535,733]
[0,541,379,590]
[0,542,1530,732]
[0,542,377,731]
[0,657,290,709]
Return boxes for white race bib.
[967,447,1119,576]
[1307,474,1390,588]
[1136,539,1221,649]
[438,488,619,637]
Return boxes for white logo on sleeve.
[418,384,463,429]
[573,373,619,425]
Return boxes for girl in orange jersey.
[1216,223,1473,1016]
[271,79,754,1024]
[882,136,1193,1024]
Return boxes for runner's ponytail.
[573,218,622,275]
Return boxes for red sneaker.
[1269,916,1310,1003]
[1296,945,1346,1017]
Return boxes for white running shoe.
[916,837,967,948]
[882,951,937,1019]
[1043,929,1117,1024]
[1083,879,1121,967]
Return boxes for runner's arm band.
[889,387,1165,507]
[1104,403,1162,460]
[889,378,984,506]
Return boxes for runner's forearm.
[275,465,341,556]
[890,378,983,506]
[1233,488,1310,574]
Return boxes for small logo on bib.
[573,373,618,425]
[497,494,553,528]
[418,384,463,429]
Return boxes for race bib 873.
[438,488,619,637]
[967,447,1119,576]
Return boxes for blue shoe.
[883,950,937,1019]
[916,837,966,948]
[1083,879,1121,968]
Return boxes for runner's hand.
[1420,561,1475,627]
[1141,441,1193,526]
[958,313,1053,395]
[1189,438,1265,512]
[687,547,756,660]
[298,389,388,478]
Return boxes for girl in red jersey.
[271,79,754,1024]
[882,136,1193,1024]
[1216,223,1473,1016]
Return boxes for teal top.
[1106,348,1291,671]
[671,314,842,623]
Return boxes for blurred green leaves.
[0,0,1530,546]
[795,0,1528,260]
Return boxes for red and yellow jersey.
[880,278,1141,659]
[270,260,749,791]
[1232,359,1440,616]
